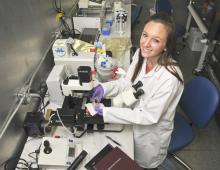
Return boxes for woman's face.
[140,21,168,60]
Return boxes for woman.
[90,12,184,169]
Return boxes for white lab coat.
[101,49,184,168]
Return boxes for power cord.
[39,100,50,115]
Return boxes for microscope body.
[112,81,144,107]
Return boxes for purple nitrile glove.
[91,85,104,102]
[94,104,103,116]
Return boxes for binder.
[84,144,114,170]
[85,144,143,170]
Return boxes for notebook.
[92,146,143,170]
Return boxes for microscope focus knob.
[134,89,145,99]
[132,81,143,91]
[43,140,52,154]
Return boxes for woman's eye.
[152,39,160,43]
[142,33,147,37]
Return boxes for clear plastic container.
[96,66,115,82]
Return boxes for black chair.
[168,76,220,170]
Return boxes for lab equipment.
[61,66,94,97]
[184,1,220,73]
[115,9,128,35]
[45,61,120,135]
[49,97,120,137]
[38,137,76,169]
[113,0,127,35]
[95,55,118,82]
[101,23,111,36]
[191,0,217,30]
[112,81,144,107]
[52,38,95,76]
[23,112,45,137]
[81,28,100,44]
[52,39,72,58]
[47,38,123,135]
[46,64,95,106]
[46,65,66,105]
[73,1,106,32]
[78,0,104,8]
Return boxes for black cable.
[1,157,28,170]
[70,44,78,56]
[61,17,71,32]
[39,100,50,114]
[74,129,87,138]
[28,162,39,170]
[74,29,81,35]
[26,151,39,169]
[60,16,73,37]
[62,14,80,37]
[16,158,29,169]
[71,15,75,37]
[28,152,37,160]
[16,162,28,169]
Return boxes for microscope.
[112,81,144,107]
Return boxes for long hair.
[131,12,184,84]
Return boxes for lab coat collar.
[142,60,161,78]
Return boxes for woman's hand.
[94,103,103,116]
[90,85,104,102]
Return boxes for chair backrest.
[155,0,173,16]
[180,76,220,128]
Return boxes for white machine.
[38,137,80,169]
[78,0,103,9]
[61,66,95,97]
[73,0,106,32]
[46,65,66,105]
[52,38,95,76]
[47,38,98,106]
[46,64,96,105]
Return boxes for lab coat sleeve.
[101,77,132,97]
[103,77,183,125]
[101,49,140,98]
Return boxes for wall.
[0,0,77,168]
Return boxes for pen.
[105,135,121,146]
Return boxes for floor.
[131,0,220,170]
